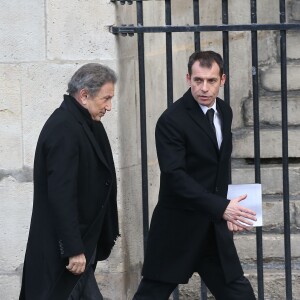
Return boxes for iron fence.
[110,0,300,299]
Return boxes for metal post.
[193,0,201,51]
[250,1,264,299]
[165,0,173,107]
[136,0,149,253]
[279,0,292,298]
[222,0,230,106]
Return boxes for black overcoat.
[19,95,119,300]
[142,88,243,284]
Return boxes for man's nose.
[201,81,208,92]
[105,101,112,111]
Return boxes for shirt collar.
[199,100,217,114]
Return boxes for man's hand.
[227,221,249,232]
[223,194,257,230]
[66,253,86,275]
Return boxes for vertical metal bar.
[165,4,180,299]
[165,0,173,107]
[172,287,179,300]
[194,2,204,298]
[200,278,207,300]
[222,0,230,106]
[136,0,149,253]
[222,1,232,189]
[279,1,292,298]
[250,1,264,299]
[221,0,233,208]
[193,0,201,51]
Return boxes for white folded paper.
[227,183,263,227]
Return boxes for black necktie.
[206,108,216,134]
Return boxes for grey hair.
[67,63,117,97]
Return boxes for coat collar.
[183,88,231,153]
[61,95,111,171]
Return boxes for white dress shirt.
[199,101,223,149]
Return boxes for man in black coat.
[19,63,119,300]
[133,51,257,299]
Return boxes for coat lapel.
[61,96,111,171]
[216,98,231,155]
[82,122,111,171]
[184,89,219,151]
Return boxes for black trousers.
[68,265,103,300]
[68,249,103,300]
[133,256,256,300]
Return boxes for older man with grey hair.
[19,63,119,300]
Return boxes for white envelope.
[227,183,263,227]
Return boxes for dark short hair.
[67,63,117,97]
[188,51,224,77]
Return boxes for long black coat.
[142,89,243,284]
[19,95,119,300]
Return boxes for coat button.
[105,180,111,186]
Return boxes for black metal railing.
[279,1,292,299]
[136,0,149,254]
[250,1,264,299]
[110,0,298,299]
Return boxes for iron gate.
[110,1,300,299]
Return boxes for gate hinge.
[109,24,135,36]
[110,0,133,4]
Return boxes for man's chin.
[92,116,102,122]
[198,99,210,105]
[199,96,210,101]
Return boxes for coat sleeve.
[155,113,229,221]
[45,122,84,258]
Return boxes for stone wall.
[0,1,126,299]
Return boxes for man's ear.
[186,73,191,86]
[79,89,89,105]
[220,74,226,87]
